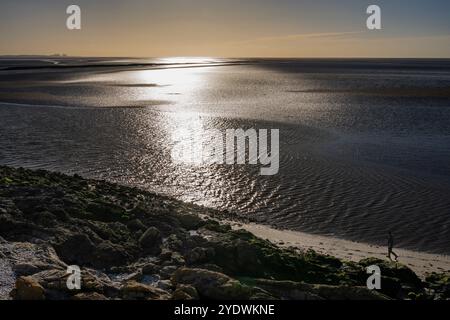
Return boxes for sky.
[0,0,449,58]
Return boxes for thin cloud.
[231,31,365,46]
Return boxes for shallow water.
[1,58,450,254]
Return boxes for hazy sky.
[1,0,449,57]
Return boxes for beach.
[233,223,450,278]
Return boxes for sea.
[1,57,450,254]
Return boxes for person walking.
[387,231,399,261]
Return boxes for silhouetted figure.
[387,232,399,261]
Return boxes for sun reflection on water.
[128,65,213,105]
[167,112,206,165]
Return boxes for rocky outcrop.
[247,279,389,300]
[171,267,270,300]
[425,272,450,300]
[0,166,448,300]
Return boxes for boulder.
[121,281,170,300]
[160,265,179,279]
[54,233,96,266]
[127,219,147,232]
[358,258,424,298]
[11,276,45,300]
[13,263,41,276]
[186,247,215,265]
[93,241,131,268]
[142,263,158,275]
[157,280,173,291]
[208,230,343,284]
[176,214,205,230]
[172,284,199,300]
[171,268,257,300]
[139,227,162,255]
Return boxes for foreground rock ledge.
[0,166,448,300]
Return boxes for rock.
[55,234,131,269]
[54,234,96,266]
[164,234,184,251]
[139,227,162,255]
[407,291,427,300]
[159,249,173,261]
[203,220,232,233]
[80,270,120,296]
[425,272,450,299]
[0,214,34,240]
[142,263,158,275]
[127,219,147,231]
[31,211,57,227]
[157,280,173,291]
[127,271,144,282]
[160,266,179,280]
[11,276,45,300]
[248,279,323,300]
[93,241,131,268]
[208,230,343,285]
[304,249,343,269]
[72,292,109,300]
[121,281,170,300]
[358,258,424,298]
[172,284,199,300]
[176,214,205,230]
[311,284,390,300]
[376,276,402,299]
[161,251,185,267]
[186,247,215,265]
[1,242,67,282]
[13,263,41,276]
[250,278,388,300]
[86,200,126,222]
[28,269,71,297]
[359,258,422,287]
[195,264,224,273]
[170,252,186,266]
[29,268,120,299]
[171,268,257,300]
[0,253,15,300]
